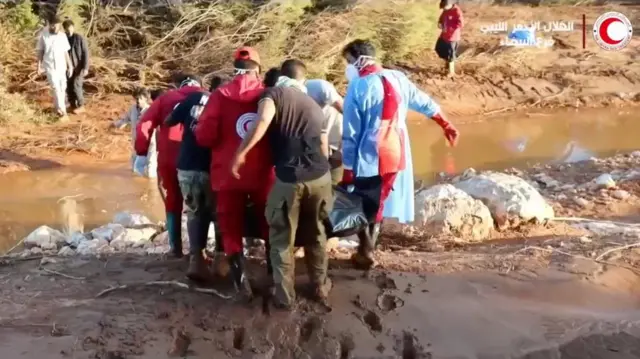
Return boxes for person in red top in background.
[135,74,203,258]
[195,47,274,299]
[436,0,463,77]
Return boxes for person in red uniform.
[135,74,203,258]
[435,0,463,77]
[195,47,274,299]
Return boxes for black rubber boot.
[166,212,183,258]
[351,223,380,270]
[228,253,253,301]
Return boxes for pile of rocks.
[413,170,555,241]
[18,212,217,258]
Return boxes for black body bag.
[324,185,370,238]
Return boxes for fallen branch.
[483,87,570,116]
[3,238,25,256]
[516,245,640,274]
[96,280,232,300]
[551,216,640,228]
[595,242,640,261]
[40,267,86,280]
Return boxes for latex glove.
[341,169,354,185]
[133,155,148,176]
[66,67,73,78]
[432,113,460,147]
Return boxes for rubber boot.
[351,223,381,270]
[448,61,455,77]
[166,212,183,258]
[186,215,209,282]
[210,231,230,277]
[228,253,253,301]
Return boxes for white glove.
[133,156,148,176]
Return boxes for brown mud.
[2,248,640,359]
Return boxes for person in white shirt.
[36,15,73,121]
[280,59,345,184]
[112,87,159,178]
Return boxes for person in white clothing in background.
[112,87,158,178]
[280,59,345,184]
[36,14,73,122]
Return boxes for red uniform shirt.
[438,5,463,42]
[195,74,275,191]
[135,86,202,168]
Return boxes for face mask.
[345,64,359,83]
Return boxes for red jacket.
[135,86,202,168]
[195,74,274,191]
[438,5,463,42]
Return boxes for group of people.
[36,14,90,121]
[34,2,462,309]
[129,39,458,309]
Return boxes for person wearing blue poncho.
[341,39,460,269]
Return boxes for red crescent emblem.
[593,12,632,51]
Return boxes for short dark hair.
[209,75,227,92]
[62,19,74,29]
[133,87,151,99]
[263,68,282,88]
[233,59,260,71]
[150,89,164,100]
[342,39,376,60]
[280,59,307,81]
[47,14,62,25]
[173,73,201,87]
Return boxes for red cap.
[233,46,261,65]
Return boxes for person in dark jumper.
[165,75,228,282]
[62,19,89,114]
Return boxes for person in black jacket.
[62,20,89,114]
[165,75,227,282]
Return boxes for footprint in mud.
[233,326,246,350]
[377,293,405,312]
[299,316,323,344]
[374,272,397,290]
[363,310,383,332]
[338,333,355,359]
[400,331,430,359]
[168,328,191,357]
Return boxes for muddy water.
[0,108,638,251]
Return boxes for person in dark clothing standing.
[435,0,463,77]
[62,20,89,114]
[231,68,334,309]
[165,76,228,282]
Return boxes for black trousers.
[435,38,458,62]
[67,73,85,108]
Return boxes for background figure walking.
[36,14,72,121]
[435,0,464,77]
[62,19,89,114]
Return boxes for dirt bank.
[1,3,639,170]
[2,243,640,359]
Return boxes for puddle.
[0,108,638,251]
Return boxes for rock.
[612,190,631,200]
[578,222,640,238]
[555,194,567,200]
[579,236,592,244]
[58,246,76,257]
[66,231,88,248]
[110,227,156,251]
[40,256,58,266]
[90,224,126,242]
[594,174,616,189]
[572,197,591,208]
[533,173,560,190]
[76,239,110,256]
[23,226,66,250]
[414,184,494,240]
[630,151,640,158]
[112,212,153,227]
[29,247,43,255]
[454,172,554,225]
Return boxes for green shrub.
[5,0,40,33]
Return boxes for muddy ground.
[3,229,640,359]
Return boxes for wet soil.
[1,251,640,359]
